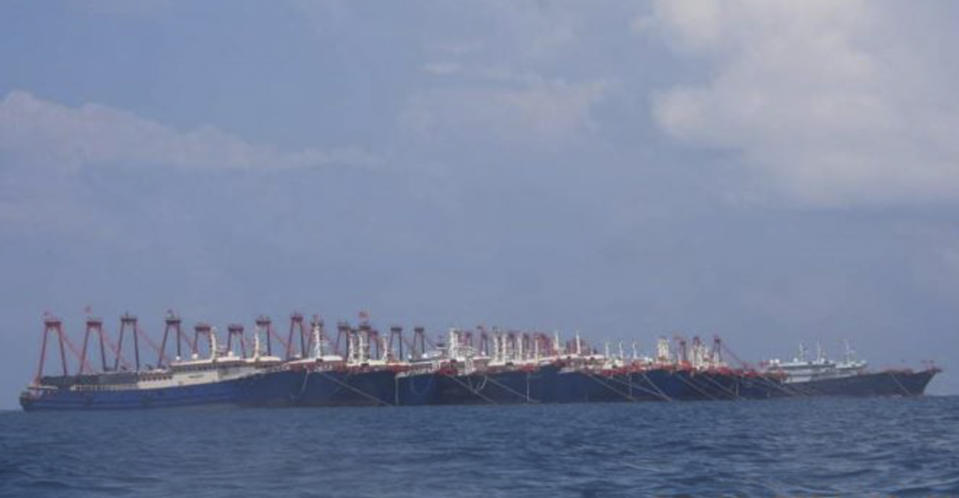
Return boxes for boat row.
[19,312,940,410]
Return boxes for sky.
[1,0,958,408]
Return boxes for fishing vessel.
[426,328,561,405]
[20,314,283,411]
[763,342,940,397]
[550,334,632,403]
[19,311,941,410]
[283,318,406,407]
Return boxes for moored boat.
[20,315,284,411]
[762,342,940,397]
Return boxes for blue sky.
[2,1,958,407]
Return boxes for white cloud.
[0,91,375,170]
[294,2,621,149]
[639,1,959,206]
[396,2,622,147]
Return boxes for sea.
[1,396,957,497]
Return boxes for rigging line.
[315,370,393,406]
[601,372,667,401]
[613,372,673,401]
[472,375,488,392]
[482,373,540,404]
[442,373,497,405]
[583,372,638,402]
[887,371,913,396]
[696,372,743,401]
[293,369,310,402]
[674,371,719,401]
[638,371,674,402]
[789,377,826,396]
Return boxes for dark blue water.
[2,396,958,497]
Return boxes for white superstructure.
[765,341,867,383]
[73,326,282,391]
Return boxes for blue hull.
[22,366,938,410]
[737,374,791,399]
[296,370,397,407]
[432,365,560,405]
[773,369,938,397]
[550,371,642,403]
[396,373,438,406]
[633,369,740,401]
[552,369,762,403]
[237,370,305,407]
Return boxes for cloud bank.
[0,91,374,170]
[640,0,959,206]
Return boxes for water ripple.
[1,397,958,496]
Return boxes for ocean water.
[1,396,958,497]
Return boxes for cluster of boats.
[19,312,940,410]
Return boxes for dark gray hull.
[779,368,939,397]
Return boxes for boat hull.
[295,369,397,407]
[236,369,305,407]
[20,366,939,410]
[396,372,439,406]
[432,365,560,405]
[550,370,639,403]
[780,369,938,397]
[20,378,246,411]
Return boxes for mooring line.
[292,370,310,403]
[442,373,497,404]
[888,371,913,396]
[316,370,393,406]
[605,373,670,402]
[583,372,638,402]
[674,371,718,401]
[697,373,742,401]
[482,374,539,403]
[638,371,674,402]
